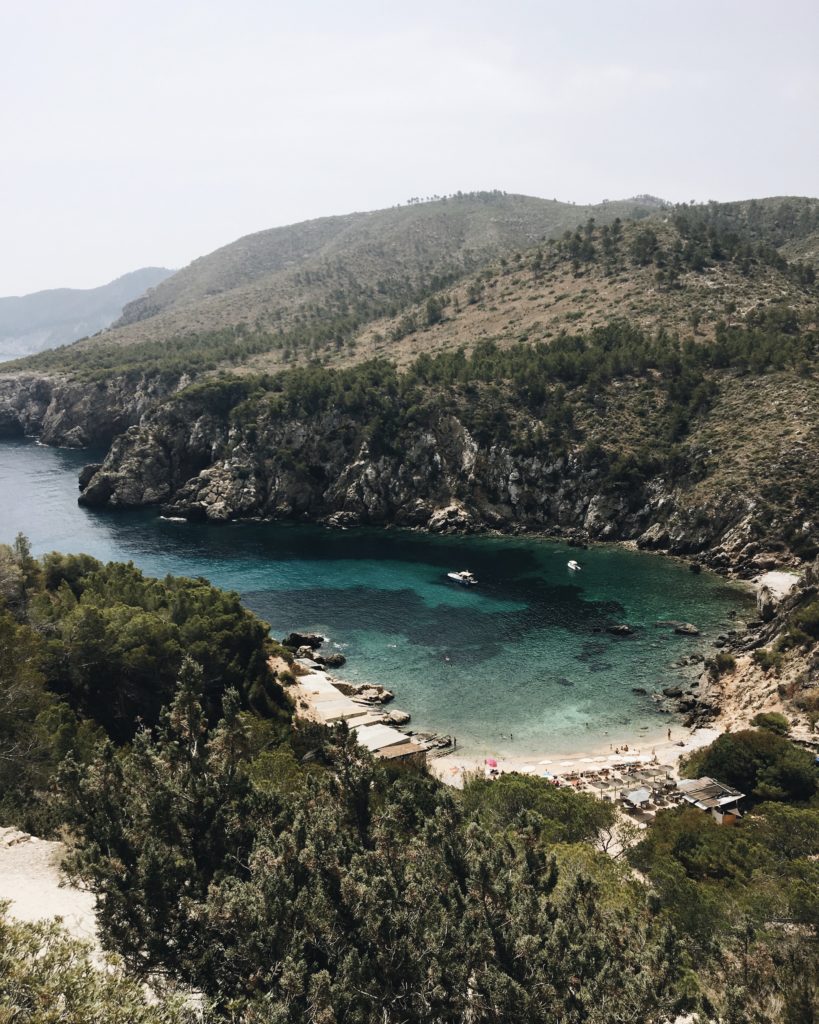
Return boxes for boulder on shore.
[757,585,777,622]
[320,652,347,668]
[282,632,324,650]
[428,503,474,534]
[674,623,700,637]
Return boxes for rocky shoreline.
[2,368,817,741]
[278,633,453,758]
[0,368,812,581]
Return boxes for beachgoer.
[667,728,671,741]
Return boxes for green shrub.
[752,647,782,672]
[750,711,790,735]
[713,651,737,674]
[0,905,195,1023]
[790,598,819,641]
[683,729,817,804]
[461,771,615,845]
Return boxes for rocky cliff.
[74,374,816,581]
[0,372,182,447]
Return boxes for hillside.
[8,194,818,385]
[112,192,665,333]
[345,210,819,371]
[9,192,665,377]
[781,229,819,269]
[0,267,174,362]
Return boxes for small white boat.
[567,560,582,571]
[447,569,478,586]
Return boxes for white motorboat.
[567,560,582,571]
[447,569,478,586]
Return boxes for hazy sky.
[2,0,818,295]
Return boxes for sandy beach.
[282,652,724,787]
[428,725,722,788]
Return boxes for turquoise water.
[0,438,752,757]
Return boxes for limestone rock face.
[0,376,53,437]
[0,368,790,577]
[0,372,179,447]
[637,523,670,550]
[428,503,474,534]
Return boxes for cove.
[0,438,753,757]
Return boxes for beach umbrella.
[520,765,538,774]
[559,759,575,767]
[579,757,596,763]
[538,758,553,765]
[485,757,498,768]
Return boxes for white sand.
[0,828,97,945]
[429,727,722,789]
[755,570,800,600]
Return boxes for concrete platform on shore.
[289,667,431,760]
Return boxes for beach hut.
[676,777,744,824]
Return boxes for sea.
[0,437,753,758]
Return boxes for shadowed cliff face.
[2,350,816,579]
[0,373,182,447]
[72,374,818,579]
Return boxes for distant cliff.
[0,267,174,361]
[0,371,182,447]
[72,361,818,579]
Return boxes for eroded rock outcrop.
[0,372,181,447]
[71,390,815,578]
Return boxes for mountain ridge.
[0,266,174,362]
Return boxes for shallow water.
[0,438,752,757]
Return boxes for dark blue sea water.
[0,438,752,757]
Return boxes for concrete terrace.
[290,667,431,760]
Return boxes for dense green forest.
[0,536,289,830]
[1,537,817,1021]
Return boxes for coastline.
[281,652,722,786]
[280,564,808,786]
[428,725,722,789]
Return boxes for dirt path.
[0,827,97,945]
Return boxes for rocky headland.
[0,371,183,448]
[62,375,815,585]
